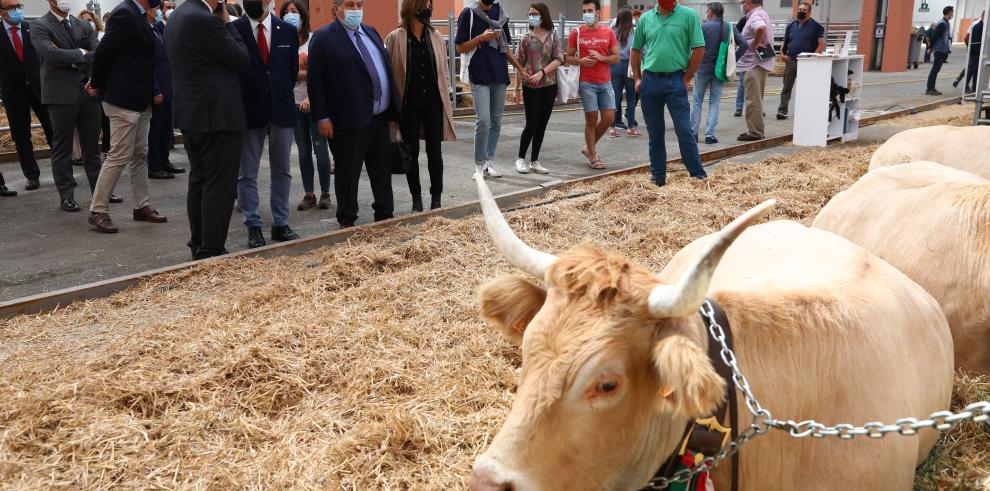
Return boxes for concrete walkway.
[0,53,971,300]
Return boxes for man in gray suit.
[30,0,102,212]
[166,0,249,259]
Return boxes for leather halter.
[642,299,739,491]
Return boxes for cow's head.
[470,177,774,491]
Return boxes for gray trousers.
[90,102,152,213]
[777,59,797,116]
[237,124,294,229]
[48,87,102,198]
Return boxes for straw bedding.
[1,107,988,489]
[0,112,48,154]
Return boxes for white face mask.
[56,0,73,13]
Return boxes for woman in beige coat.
[385,0,457,212]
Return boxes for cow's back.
[660,220,954,490]
[869,125,990,179]
[814,162,990,375]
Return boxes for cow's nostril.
[502,485,514,491]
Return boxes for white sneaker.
[515,158,529,174]
[529,161,550,174]
[473,169,485,180]
[484,161,503,178]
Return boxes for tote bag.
[557,27,581,103]
[458,12,475,84]
[715,22,737,82]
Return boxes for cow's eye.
[596,380,619,393]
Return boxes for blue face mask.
[7,7,25,24]
[582,12,596,25]
[155,9,163,22]
[528,15,541,27]
[341,9,362,30]
[283,12,301,28]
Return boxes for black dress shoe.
[737,133,763,142]
[25,178,40,191]
[110,194,124,204]
[60,197,80,211]
[271,225,299,242]
[194,248,230,260]
[338,219,355,229]
[0,185,17,197]
[411,196,424,213]
[164,164,186,174]
[149,170,175,179]
[430,196,442,210]
[247,226,266,248]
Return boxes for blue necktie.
[353,30,382,103]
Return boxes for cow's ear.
[479,274,547,346]
[652,334,726,418]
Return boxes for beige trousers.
[90,102,152,214]
[743,66,769,138]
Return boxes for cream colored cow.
[815,161,989,375]
[469,176,954,491]
[870,125,990,179]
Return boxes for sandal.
[609,128,621,138]
[588,159,607,170]
[581,147,591,159]
[627,128,641,137]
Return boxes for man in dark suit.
[308,0,399,229]
[30,0,102,212]
[166,0,249,259]
[87,0,167,233]
[148,0,182,179]
[232,0,299,248]
[0,0,53,191]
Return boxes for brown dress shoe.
[297,193,317,210]
[89,212,119,233]
[318,193,331,209]
[133,205,168,223]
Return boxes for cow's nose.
[469,464,516,491]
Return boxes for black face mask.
[480,0,494,5]
[796,11,807,19]
[243,0,264,19]
[415,8,431,23]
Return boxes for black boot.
[430,195,442,210]
[412,196,424,213]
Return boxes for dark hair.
[280,0,310,40]
[707,1,724,18]
[798,1,812,9]
[399,0,432,32]
[582,0,601,11]
[614,8,633,45]
[529,3,554,31]
[943,6,954,15]
[227,2,243,16]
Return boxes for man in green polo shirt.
[631,0,707,186]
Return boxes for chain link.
[646,301,990,489]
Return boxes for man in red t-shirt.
[567,0,618,170]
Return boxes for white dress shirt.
[249,12,271,49]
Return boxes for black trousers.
[967,53,979,90]
[519,84,557,161]
[47,88,102,198]
[400,101,444,199]
[182,130,242,258]
[2,86,53,181]
[330,115,393,224]
[100,110,111,154]
[148,99,173,173]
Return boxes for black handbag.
[391,140,412,174]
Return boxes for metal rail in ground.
[0,97,961,319]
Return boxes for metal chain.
[646,301,990,489]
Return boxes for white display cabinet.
[792,54,864,147]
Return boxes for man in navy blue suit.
[148,0,182,179]
[308,0,399,229]
[232,0,299,248]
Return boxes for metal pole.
[449,10,457,109]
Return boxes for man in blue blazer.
[232,0,299,248]
[308,0,399,229]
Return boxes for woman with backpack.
[512,3,562,175]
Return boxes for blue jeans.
[294,108,332,194]
[237,124,295,228]
[579,81,616,112]
[471,83,507,164]
[639,71,707,184]
[610,60,639,129]
[690,72,725,139]
[735,70,746,111]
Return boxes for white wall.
[24,0,125,18]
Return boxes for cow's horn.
[475,174,557,278]
[648,200,776,318]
